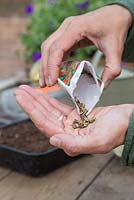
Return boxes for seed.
[72,97,96,129]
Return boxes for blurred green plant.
[21,0,109,62]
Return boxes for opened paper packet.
[58,61,104,114]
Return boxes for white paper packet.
[58,60,104,114]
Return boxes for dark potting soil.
[0,121,54,153]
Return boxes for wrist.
[124,104,134,133]
[83,5,132,36]
[124,104,134,120]
[118,104,134,146]
[106,5,132,29]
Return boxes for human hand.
[40,5,132,88]
[14,85,134,156]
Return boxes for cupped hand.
[14,85,134,156]
[40,5,132,88]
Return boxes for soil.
[0,121,54,153]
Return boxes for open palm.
[14,85,133,156]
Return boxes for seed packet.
[58,60,104,114]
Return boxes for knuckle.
[112,68,121,77]
[67,144,78,156]
[40,62,47,76]
[66,152,76,157]
[49,44,57,53]
[50,45,64,54]
[63,16,75,24]
[41,42,49,51]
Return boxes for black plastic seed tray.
[0,121,82,177]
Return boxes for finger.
[47,26,84,86]
[40,17,74,87]
[41,92,73,116]
[15,94,64,137]
[39,57,46,87]
[19,85,63,118]
[14,88,64,129]
[15,88,63,128]
[50,134,96,156]
[41,33,62,87]
[101,40,122,88]
[19,85,73,116]
[41,39,53,87]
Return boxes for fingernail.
[45,78,49,86]
[39,79,45,87]
[50,136,61,147]
[46,76,52,87]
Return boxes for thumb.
[101,44,122,88]
[50,134,93,156]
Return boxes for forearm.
[108,0,134,62]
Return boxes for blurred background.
[0,2,134,198]
[0,0,31,78]
[0,0,31,17]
